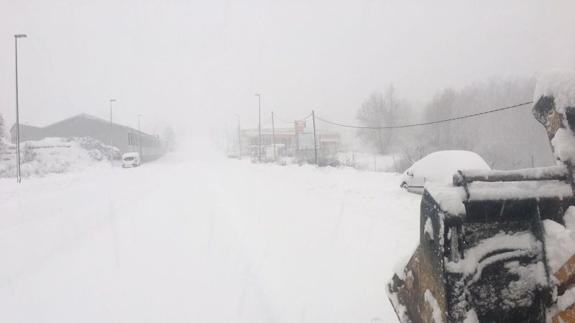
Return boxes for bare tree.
[357,86,405,154]
[0,113,5,147]
[419,78,552,169]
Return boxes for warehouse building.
[10,113,164,160]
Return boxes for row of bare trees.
[356,78,554,170]
[0,113,5,146]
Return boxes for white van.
[122,152,141,168]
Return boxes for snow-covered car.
[400,150,491,194]
[122,152,141,168]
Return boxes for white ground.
[0,153,420,323]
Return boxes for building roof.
[45,113,108,129]
[12,113,153,137]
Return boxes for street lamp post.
[14,34,27,183]
[137,114,143,158]
[235,114,242,159]
[255,93,262,162]
[109,99,116,147]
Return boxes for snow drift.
[0,137,119,178]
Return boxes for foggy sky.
[1,0,574,138]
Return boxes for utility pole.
[312,110,318,165]
[271,111,276,162]
[236,114,242,159]
[255,93,262,162]
[137,114,143,158]
[14,34,27,183]
[109,99,116,147]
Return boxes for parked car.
[400,150,490,194]
[122,152,141,168]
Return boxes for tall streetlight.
[14,34,27,183]
[109,99,116,147]
[235,114,242,159]
[255,93,262,162]
[137,114,143,158]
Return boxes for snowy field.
[0,153,420,323]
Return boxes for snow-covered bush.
[76,136,121,160]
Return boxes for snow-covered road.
[0,154,420,323]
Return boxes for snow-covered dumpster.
[388,71,575,323]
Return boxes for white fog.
[1,1,575,322]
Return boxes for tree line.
[0,113,5,146]
[356,78,553,170]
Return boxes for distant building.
[10,113,164,160]
[240,124,341,163]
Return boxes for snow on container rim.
[534,70,575,114]
[405,150,490,184]
[467,180,573,201]
[425,183,467,216]
[425,179,572,218]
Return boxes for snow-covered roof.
[45,113,108,129]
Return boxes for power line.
[316,101,534,130]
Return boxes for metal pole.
[137,114,143,158]
[312,110,318,165]
[271,111,276,162]
[236,114,242,159]
[14,34,27,183]
[256,94,262,163]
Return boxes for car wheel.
[400,182,407,189]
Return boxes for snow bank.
[0,137,118,178]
